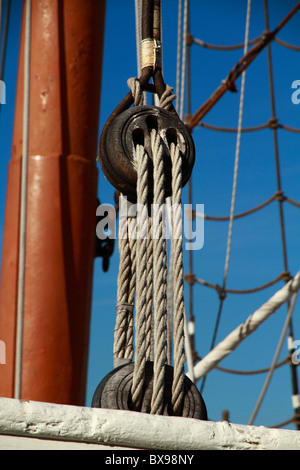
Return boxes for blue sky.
[1,0,300,430]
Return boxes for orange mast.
[0,0,106,405]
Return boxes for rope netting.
[110,0,300,428]
[176,0,300,429]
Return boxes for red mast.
[0,0,106,405]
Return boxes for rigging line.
[194,192,278,221]
[248,292,298,426]
[200,0,252,395]
[192,34,260,51]
[280,124,300,134]
[192,35,300,52]
[14,0,31,400]
[198,120,270,133]
[135,0,148,104]
[270,413,300,429]
[176,0,196,376]
[274,37,300,51]
[131,143,149,411]
[175,0,182,111]
[264,0,289,271]
[216,356,289,376]
[185,0,196,370]
[221,0,251,286]
[176,0,196,378]
[193,271,289,295]
[178,0,188,120]
[135,0,142,76]
[192,192,300,221]
[286,197,300,209]
[150,127,168,415]
[198,119,300,134]
[191,271,300,384]
[185,2,300,131]
[263,0,300,430]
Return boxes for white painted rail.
[0,398,299,450]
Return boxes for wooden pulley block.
[91,361,207,420]
[98,105,195,203]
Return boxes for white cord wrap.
[141,38,162,69]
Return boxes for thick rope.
[113,206,135,366]
[125,217,137,358]
[115,78,185,415]
[145,218,154,361]
[113,78,146,366]
[150,127,168,415]
[170,140,186,415]
[131,143,149,410]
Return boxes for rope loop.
[127,77,144,106]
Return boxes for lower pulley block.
[91,361,207,420]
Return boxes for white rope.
[145,217,154,362]
[170,140,185,414]
[14,0,32,400]
[175,0,195,383]
[134,0,147,104]
[131,143,149,410]
[190,271,300,383]
[118,79,186,415]
[223,0,251,287]
[150,127,168,415]
[134,0,142,77]
[125,217,136,359]
[166,198,174,366]
[179,0,189,120]
[127,77,143,106]
[113,204,135,366]
[176,0,183,112]
[248,292,298,425]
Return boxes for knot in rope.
[127,77,144,106]
[159,84,177,110]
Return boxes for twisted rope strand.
[114,210,133,362]
[170,140,186,415]
[151,128,168,415]
[145,218,154,361]
[125,217,137,359]
[131,143,149,410]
